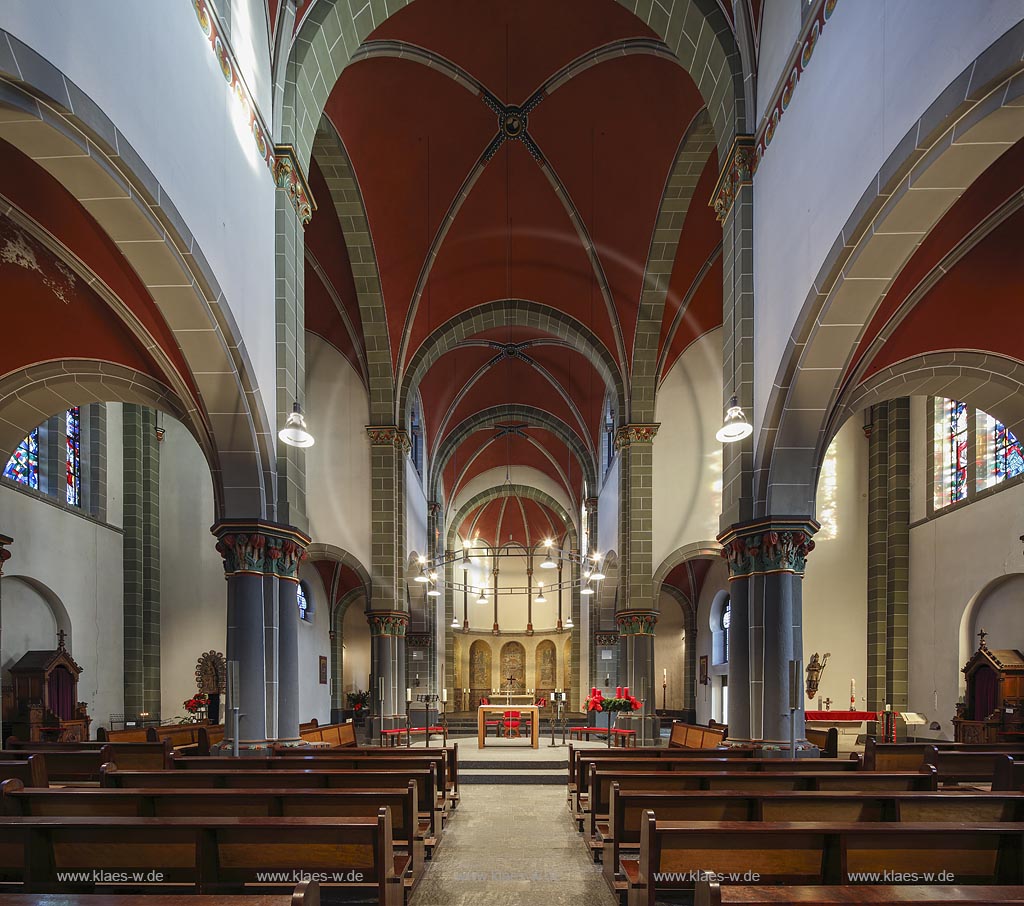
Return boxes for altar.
[477,705,539,749]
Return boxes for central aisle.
[409,783,618,906]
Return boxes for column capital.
[428,500,443,516]
[711,134,755,223]
[717,516,819,579]
[0,532,12,576]
[615,610,658,636]
[584,497,599,513]
[211,520,311,581]
[366,425,412,452]
[614,424,660,450]
[367,610,409,637]
[273,144,316,225]
[595,631,619,646]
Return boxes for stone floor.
[409,783,616,906]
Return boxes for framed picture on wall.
[699,655,709,686]
[319,656,328,685]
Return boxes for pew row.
[667,722,726,749]
[0,813,405,904]
[581,766,939,834]
[2,742,172,772]
[922,747,1024,785]
[0,879,322,906]
[862,738,1024,771]
[297,722,357,748]
[804,727,839,758]
[0,779,427,888]
[694,881,1024,906]
[97,723,224,755]
[622,817,1024,906]
[98,766,442,852]
[994,754,1024,791]
[0,758,46,789]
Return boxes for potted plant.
[346,690,370,726]
[183,692,208,723]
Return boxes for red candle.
[616,686,622,698]
[624,686,630,697]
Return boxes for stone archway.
[469,639,492,708]
[535,639,557,694]
[500,641,526,690]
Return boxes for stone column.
[368,611,408,733]
[213,521,310,749]
[717,518,818,751]
[615,424,659,715]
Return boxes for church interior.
[1,1,1024,903]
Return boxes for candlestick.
[442,688,448,703]
[406,687,412,702]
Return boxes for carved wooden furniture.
[3,633,90,742]
[953,636,1024,744]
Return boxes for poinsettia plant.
[183,692,208,714]
[346,690,370,711]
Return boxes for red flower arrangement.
[183,692,208,714]
[583,686,640,713]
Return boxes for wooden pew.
[994,754,1024,791]
[0,813,406,904]
[1,778,427,885]
[299,718,319,733]
[668,721,726,748]
[624,816,1024,905]
[273,745,459,805]
[0,748,111,783]
[297,722,357,747]
[863,738,1024,771]
[582,765,939,833]
[99,765,442,849]
[923,746,1024,785]
[600,787,1024,883]
[3,741,172,771]
[0,757,47,788]
[694,881,1024,906]
[804,727,838,758]
[0,879,322,906]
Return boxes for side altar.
[2,631,91,742]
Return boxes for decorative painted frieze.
[614,424,660,450]
[212,521,311,580]
[273,144,316,225]
[615,610,658,636]
[0,533,12,576]
[366,425,412,452]
[595,632,619,646]
[711,135,755,222]
[367,611,409,637]
[717,518,819,579]
[406,633,432,649]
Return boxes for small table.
[477,705,540,749]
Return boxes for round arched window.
[297,582,311,621]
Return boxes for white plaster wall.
[694,557,729,725]
[341,599,371,697]
[158,416,225,720]
[756,0,802,122]
[406,457,428,567]
[654,591,687,711]
[753,1,1024,435]
[909,479,1024,740]
[597,456,619,556]
[968,574,1024,659]
[653,328,723,570]
[296,561,331,725]
[3,3,278,425]
[802,417,869,710]
[304,335,371,569]
[0,484,124,732]
[1,577,59,675]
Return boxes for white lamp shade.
[278,403,314,447]
[716,395,753,443]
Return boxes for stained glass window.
[977,409,1024,492]
[722,598,731,663]
[934,398,968,509]
[994,421,1024,481]
[297,583,309,620]
[3,427,40,489]
[65,406,81,507]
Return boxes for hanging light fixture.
[476,588,488,605]
[427,572,441,598]
[414,555,429,582]
[716,394,753,443]
[590,554,605,582]
[580,583,594,596]
[535,581,547,604]
[451,613,460,629]
[565,613,574,629]
[539,539,557,569]
[279,232,314,448]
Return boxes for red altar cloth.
[805,710,878,722]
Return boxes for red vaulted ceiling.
[312,559,366,608]
[0,139,196,409]
[855,137,1024,386]
[458,495,569,548]
[315,0,723,507]
[662,557,712,605]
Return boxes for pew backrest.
[0,748,108,782]
[864,737,1024,771]
[694,880,1024,906]
[804,727,838,758]
[0,756,47,788]
[668,721,726,748]
[298,722,357,747]
[923,746,1024,784]
[993,754,1024,791]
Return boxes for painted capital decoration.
[212,521,311,581]
[595,632,619,647]
[0,533,11,576]
[366,425,412,452]
[614,424,660,450]
[367,611,409,637]
[711,135,756,222]
[273,145,316,225]
[615,610,658,636]
[717,518,820,579]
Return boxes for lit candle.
[616,686,622,698]
[406,687,412,702]
[663,668,667,682]
[442,688,448,703]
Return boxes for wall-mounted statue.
[805,651,831,700]
[195,650,226,724]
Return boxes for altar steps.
[460,758,566,785]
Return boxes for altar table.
[805,710,878,724]
[477,705,539,749]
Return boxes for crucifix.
[57,629,67,650]
[978,628,988,649]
